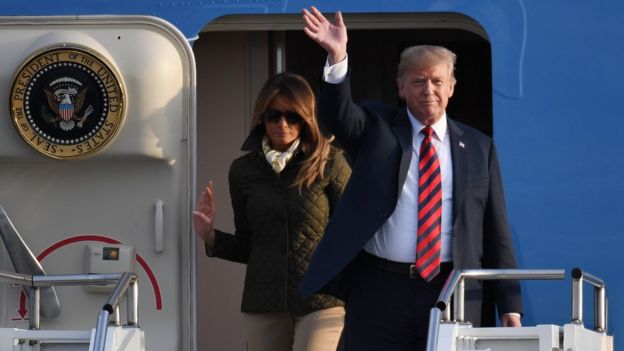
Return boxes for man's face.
[397,63,455,126]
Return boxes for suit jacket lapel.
[448,118,467,225]
[392,109,413,195]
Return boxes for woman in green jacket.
[194,72,351,351]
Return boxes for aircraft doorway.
[194,13,491,351]
[285,28,492,136]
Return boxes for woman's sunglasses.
[263,108,303,125]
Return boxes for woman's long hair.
[251,72,335,190]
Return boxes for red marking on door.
[16,234,163,320]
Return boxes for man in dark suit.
[300,6,523,350]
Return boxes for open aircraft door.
[0,16,195,350]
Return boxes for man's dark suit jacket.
[300,73,523,326]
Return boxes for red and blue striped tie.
[416,126,442,282]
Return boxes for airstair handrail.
[572,267,607,332]
[92,272,138,351]
[0,269,138,351]
[0,270,32,285]
[435,269,565,322]
[426,269,566,351]
[0,205,61,319]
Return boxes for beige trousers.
[243,306,345,351]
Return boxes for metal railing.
[0,206,140,350]
[0,206,61,319]
[426,269,567,351]
[571,267,607,332]
[0,270,139,351]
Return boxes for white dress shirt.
[363,113,453,263]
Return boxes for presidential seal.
[10,45,126,159]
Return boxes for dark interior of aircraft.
[283,28,493,136]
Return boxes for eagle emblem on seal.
[43,87,94,131]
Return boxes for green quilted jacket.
[211,127,351,316]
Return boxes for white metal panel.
[436,324,561,351]
[0,16,194,351]
[563,324,613,351]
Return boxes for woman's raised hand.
[193,180,217,247]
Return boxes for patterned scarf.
[262,135,300,173]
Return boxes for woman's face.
[262,95,303,151]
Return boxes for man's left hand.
[500,313,522,327]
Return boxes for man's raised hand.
[302,6,348,65]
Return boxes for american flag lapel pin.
[459,141,465,149]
